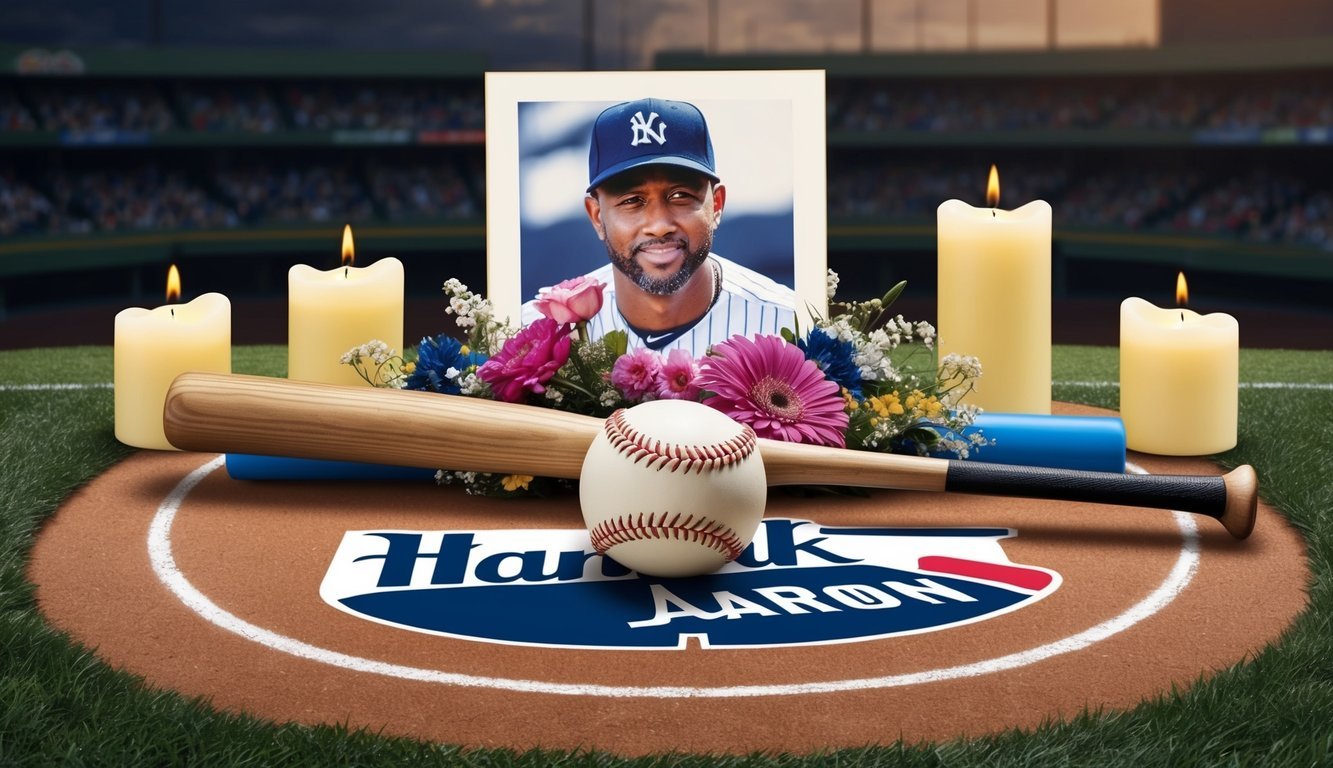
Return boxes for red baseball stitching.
[602,408,757,474]
[588,512,746,563]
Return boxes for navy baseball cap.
[586,98,719,193]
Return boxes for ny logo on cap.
[629,111,667,146]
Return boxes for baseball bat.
[162,372,1257,539]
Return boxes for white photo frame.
[484,69,828,326]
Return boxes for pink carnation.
[698,334,848,447]
[610,347,663,402]
[532,276,606,325]
[477,318,572,403]
[656,348,701,400]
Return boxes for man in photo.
[522,98,798,355]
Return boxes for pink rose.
[610,347,663,402]
[532,276,606,325]
[477,318,572,403]
[656,348,701,400]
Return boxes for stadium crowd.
[283,82,483,132]
[27,82,176,133]
[177,82,282,133]
[826,158,1330,249]
[827,75,1333,132]
[0,160,482,236]
[4,76,1327,135]
[1,77,1328,249]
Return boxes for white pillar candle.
[1119,295,1239,455]
[114,270,231,450]
[937,167,1052,414]
[288,228,404,386]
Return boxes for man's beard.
[607,234,712,296]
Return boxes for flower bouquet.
[342,270,986,496]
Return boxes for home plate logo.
[320,518,1061,650]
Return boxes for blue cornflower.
[797,328,863,398]
[405,334,488,395]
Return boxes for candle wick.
[171,307,175,318]
[991,209,996,218]
[344,266,349,279]
[1181,311,1184,322]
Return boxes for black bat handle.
[944,461,1258,539]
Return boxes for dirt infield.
[30,405,1309,757]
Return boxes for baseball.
[579,399,767,578]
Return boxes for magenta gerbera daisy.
[697,334,848,447]
[476,317,572,403]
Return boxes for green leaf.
[602,329,629,357]
[880,280,908,308]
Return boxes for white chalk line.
[6,380,1328,393]
[147,455,1199,699]
[1,382,114,391]
[1058,381,1333,391]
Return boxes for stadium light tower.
[916,0,924,50]
[708,0,718,54]
[1048,0,1058,48]
[967,0,977,49]
[862,0,872,52]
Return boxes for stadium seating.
[1,42,1330,314]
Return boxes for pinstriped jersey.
[521,254,798,357]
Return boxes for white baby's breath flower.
[442,278,467,298]
[469,296,494,322]
[853,333,899,382]
[939,353,982,382]
[826,269,841,300]
[914,321,936,343]
[458,372,487,397]
[867,327,897,351]
[359,340,394,365]
[939,436,972,459]
[824,316,858,343]
[955,402,983,423]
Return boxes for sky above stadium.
[4,0,1332,70]
[2,0,1164,70]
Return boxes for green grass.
[3,345,1332,766]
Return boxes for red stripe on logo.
[917,555,1053,591]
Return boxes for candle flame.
[985,165,1000,208]
[165,264,181,303]
[1176,271,1189,307]
[341,224,355,267]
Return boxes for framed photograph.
[484,69,828,325]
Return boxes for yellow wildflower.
[501,474,533,492]
[882,391,904,416]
